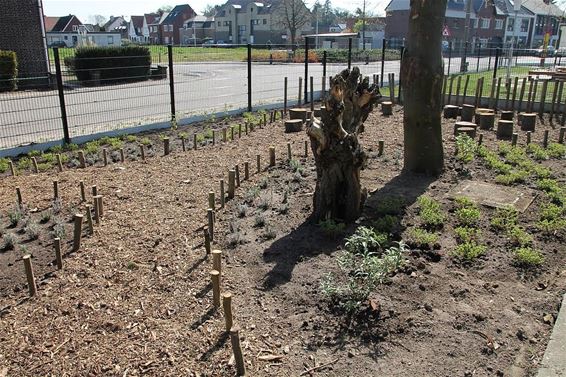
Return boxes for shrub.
[407,227,438,247]
[24,220,41,240]
[0,50,17,92]
[455,134,476,163]
[490,206,518,231]
[455,205,481,227]
[454,226,481,243]
[1,233,16,250]
[513,247,543,266]
[417,196,445,228]
[345,226,388,255]
[453,241,486,260]
[547,143,566,159]
[70,46,151,84]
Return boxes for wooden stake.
[181,137,186,151]
[245,122,248,135]
[378,140,384,156]
[212,130,216,145]
[93,195,101,224]
[304,140,308,157]
[505,78,511,110]
[238,124,242,139]
[54,238,62,270]
[244,162,249,180]
[511,76,518,111]
[23,255,37,297]
[92,185,97,196]
[220,179,225,208]
[56,154,63,172]
[193,134,198,150]
[140,144,145,160]
[447,75,454,105]
[262,112,266,128]
[212,249,222,275]
[519,77,527,112]
[16,187,22,206]
[8,160,15,176]
[72,214,83,252]
[559,127,565,143]
[222,292,233,332]
[208,191,215,210]
[455,75,462,105]
[228,170,235,199]
[527,131,532,145]
[478,133,483,146]
[550,80,559,123]
[97,195,104,218]
[511,133,518,146]
[284,76,288,114]
[204,228,211,254]
[543,130,549,148]
[310,76,314,112]
[103,148,108,166]
[298,77,303,105]
[287,142,292,161]
[78,151,86,168]
[210,270,221,307]
[207,208,214,242]
[53,180,59,200]
[223,128,227,142]
[119,148,125,163]
[231,126,235,141]
[269,146,276,167]
[79,181,86,202]
[85,204,94,235]
[230,327,246,376]
[256,154,261,173]
[31,157,39,173]
[235,165,240,187]
[494,77,502,111]
[539,80,548,118]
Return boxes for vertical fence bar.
[247,44,252,112]
[476,43,480,73]
[167,45,176,124]
[284,76,288,114]
[493,48,500,80]
[53,48,70,144]
[447,42,452,76]
[348,38,352,70]
[398,46,404,103]
[304,37,309,105]
[322,50,327,78]
[380,39,386,87]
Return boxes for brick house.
[0,0,49,88]
[160,5,197,45]
[180,16,216,45]
[146,13,164,44]
[471,0,507,49]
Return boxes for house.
[521,0,564,48]
[1,0,50,88]
[214,0,312,45]
[345,17,386,49]
[180,16,216,45]
[46,31,123,47]
[160,4,197,45]
[146,13,164,44]
[103,16,128,38]
[492,0,535,48]
[129,15,149,43]
[471,0,508,49]
[45,15,84,32]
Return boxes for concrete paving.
[538,294,566,377]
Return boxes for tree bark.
[401,0,446,175]
[307,67,381,223]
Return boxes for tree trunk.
[401,0,446,175]
[307,67,381,223]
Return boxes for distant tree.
[321,0,334,25]
[202,4,220,17]
[333,7,352,19]
[274,0,311,48]
[89,14,107,27]
[157,5,173,14]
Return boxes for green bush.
[69,46,151,84]
[0,50,17,92]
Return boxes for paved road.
[0,55,545,150]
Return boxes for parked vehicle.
[535,45,555,57]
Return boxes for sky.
[42,0,390,23]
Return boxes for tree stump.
[520,113,536,131]
[307,67,381,222]
[474,108,493,125]
[313,108,322,118]
[381,101,393,116]
[497,120,514,139]
[455,127,477,139]
[500,111,514,121]
[285,119,303,133]
[289,108,307,123]
[443,105,458,119]
[478,111,495,130]
[454,121,477,136]
[461,104,475,122]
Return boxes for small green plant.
[417,196,445,228]
[345,226,388,255]
[526,143,549,160]
[24,220,41,240]
[52,198,62,214]
[547,142,566,159]
[263,225,277,240]
[123,135,138,143]
[126,261,139,270]
[490,206,518,231]
[407,227,438,247]
[537,218,566,233]
[455,134,476,163]
[259,178,268,189]
[513,247,543,266]
[0,158,10,173]
[254,214,266,227]
[289,159,304,174]
[84,141,100,155]
[318,219,346,237]
[244,187,260,204]
[7,206,22,227]
[1,233,16,250]
[40,210,52,223]
[140,137,152,146]
[454,226,482,243]
[237,204,248,218]
[41,153,56,164]
[17,157,32,171]
[64,143,79,152]
[27,150,41,157]
[203,128,214,140]
[196,133,205,143]
[100,137,123,149]
[507,226,533,246]
[372,215,399,234]
[455,203,481,227]
[52,222,66,239]
[179,132,187,140]
[495,170,530,185]
[453,241,486,260]
[49,145,63,154]
[257,197,270,211]
[278,203,289,214]
[37,163,51,172]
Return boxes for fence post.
[167,45,176,124]
[322,50,327,78]
[304,37,309,105]
[348,38,352,70]
[269,43,273,65]
[398,46,405,104]
[476,42,480,72]
[493,47,500,80]
[488,47,492,70]
[247,44,252,112]
[380,38,386,87]
[53,48,70,144]
[447,42,452,76]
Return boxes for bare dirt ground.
[0,104,564,377]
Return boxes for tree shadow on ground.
[199,332,229,361]
[261,172,437,291]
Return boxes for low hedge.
[314,48,401,63]
[0,50,18,92]
[69,46,151,84]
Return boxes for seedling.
[345,226,388,255]
[513,247,543,266]
[490,206,518,231]
[24,220,41,240]
[453,241,486,260]
[237,204,248,218]
[454,226,482,243]
[507,226,533,246]
[0,158,9,173]
[1,233,16,250]
[407,227,438,247]
[8,205,22,227]
[417,196,445,229]
[254,214,266,227]
[455,134,476,163]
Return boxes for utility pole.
[460,0,472,72]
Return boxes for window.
[164,36,170,43]
[224,21,230,26]
[507,17,514,32]
[239,25,246,32]
[521,18,529,33]
[251,19,259,25]
[218,21,221,26]
[495,19,503,29]
[481,18,490,29]
[107,36,114,45]
[473,18,478,28]
[250,7,253,12]
[263,19,267,25]
[72,25,78,31]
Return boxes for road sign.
[442,25,451,38]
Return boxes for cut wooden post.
[289,108,307,123]
[478,133,484,146]
[505,78,511,110]
[287,142,292,161]
[478,111,495,130]
[119,148,125,163]
[511,133,518,146]
[454,121,477,136]
[381,101,393,116]
[78,151,86,168]
[494,77,502,110]
[193,134,198,150]
[511,76,519,111]
[527,79,535,112]
[245,122,248,135]
[8,160,15,176]
[212,130,216,145]
[223,128,227,142]
[559,127,565,143]
[443,105,458,119]
[23,255,37,297]
[477,77,485,107]
[539,80,548,118]
[92,185,97,196]
[550,80,559,123]
[181,137,186,151]
[304,140,308,157]
[140,144,145,160]
[455,75,462,105]
[96,195,104,218]
[518,77,527,112]
[93,195,101,224]
[210,270,221,307]
[238,124,242,139]
[54,238,63,270]
[228,170,235,199]
[447,75,454,105]
[244,162,249,180]
[322,75,326,98]
[163,137,170,155]
[461,104,475,121]
[79,181,86,202]
[284,119,303,133]
[204,228,211,254]
[462,75,470,105]
[31,157,39,173]
[520,113,536,131]
[72,214,83,252]
[543,130,549,148]
[231,126,235,141]
[207,208,214,242]
[85,204,94,235]
[220,179,225,208]
[530,79,538,113]
[489,78,497,109]
[497,120,514,139]
[557,82,564,123]
[378,140,384,156]
[208,191,215,210]
[56,154,63,172]
[389,73,395,103]
[222,292,233,332]
[235,165,240,187]
[500,111,514,121]
[102,148,108,166]
[212,249,222,275]
[263,113,267,128]
[527,131,532,145]
[16,187,22,206]
[269,146,276,166]
[310,76,314,112]
[230,327,246,376]
[53,180,59,200]
[256,154,261,173]
[298,77,302,105]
